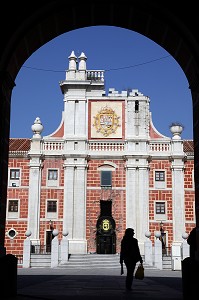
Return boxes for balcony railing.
[39,140,171,154]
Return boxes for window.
[7,228,17,239]
[7,199,19,219]
[9,169,21,187]
[156,202,165,214]
[47,169,59,187]
[47,200,57,213]
[154,170,166,189]
[8,200,18,212]
[101,171,112,187]
[155,171,165,181]
[10,169,20,179]
[48,169,58,180]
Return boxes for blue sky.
[10,26,193,139]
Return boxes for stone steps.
[29,253,171,269]
[58,254,157,269]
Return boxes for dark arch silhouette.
[0,0,199,255]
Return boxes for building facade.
[5,51,195,257]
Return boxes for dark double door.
[96,215,116,254]
[97,234,116,254]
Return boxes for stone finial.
[25,230,32,237]
[154,231,161,239]
[182,232,189,240]
[31,117,43,138]
[145,231,151,238]
[68,50,77,70]
[78,52,87,70]
[52,229,59,236]
[169,122,184,140]
[62,230,69,237]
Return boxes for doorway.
[96,200,116,254]
[96,231,116,254]
[46,230,53,253]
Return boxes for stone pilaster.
[170,131,186,243]
[27,155,43,242]
[63,158,87,254]
[27,118,43,244]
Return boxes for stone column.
[63,158,87,254]
[171,162,185,242]
[126,157,149,254]
[27,118,43,245]
[71,162,87,253]
[22,230,32,268]
[27,156,42,244]
[137,165,149,253]
[181,232,190,260]
[126,161,137,230]
[144,231,153,266]
[154,231,163,270]
[63,160,74,240]
[60,231,69,264]
[170,129,185,244]
[64,101,75,136]
[51,229,59,268]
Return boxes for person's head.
[124,228,135,237]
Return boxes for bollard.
[181,257,199,300]
[0,254,17,297]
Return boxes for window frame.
[100,170,112,188]
[8,168,21,187]
[47,200,57,213]
[7,199,20,219]
[154,170,166,189]
[48,169,58,180]
[155,171,165,182]
[46,199,58,219]
[47,168,59,187]
[154,201,167,221]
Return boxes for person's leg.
[125,261,136,290]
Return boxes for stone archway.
[0,1,199,254]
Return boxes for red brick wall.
[5,158,30,254]
[148,160,173,246]
[184,160,195,233]
[5,155,196,256]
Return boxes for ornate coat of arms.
[93,105,120,137]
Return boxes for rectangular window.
[156,202,165,214]
[48,170,58,180]
[10,169,20,180]
[155,171,165,181]
[47,200,57,213]
[8,200,18,212]
[101,171,112,187]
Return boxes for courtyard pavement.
[4,265,184,300]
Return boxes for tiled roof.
[9,138,31,152]
[183,140,194,153]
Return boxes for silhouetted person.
[120,228,143,291]
[187,227,197,260]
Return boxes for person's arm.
[136,239,143,263]
[187,228,196,246]
[120,252,123,264]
